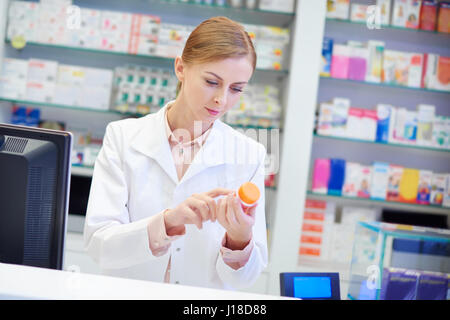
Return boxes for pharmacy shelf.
[319,76,450,95]
[306,191,450,216]
[313,133,450,156]
[72,163,278,193]
[71,165,94,177]
[153,0,296,18]
[326,18,450,38]
[5,40,289,75]
[0,97,125,116]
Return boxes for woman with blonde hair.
[84,16,268,290]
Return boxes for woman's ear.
[174,56,185,82]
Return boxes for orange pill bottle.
[237,182,260,214]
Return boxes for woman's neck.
[167,97,212,141]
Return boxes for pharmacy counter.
[0,263,291,300]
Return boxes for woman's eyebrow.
[205,71,247,85]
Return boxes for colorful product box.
[420,0,438,31]
[405,0,422,29]
[350,4,369,22]
[392,0,409,27]
[431,116,449,149]
[366,41,384,83]
[416,271,448,300]
[387,165,404,202]
[399,168,420,203]
[382,50,399,84]
[345,107,364,140]
[328,158,346,196]
[407,53,423,88]
[361,109,378,141]
[403,110,418,143]
[357,165,372,198]
[443,174,450,208]
[320,37,334,77]
[331,44,350,79]
[416,104,435,146]
[326,0,350,19]
[377,0,392,25]
[342,162,360,197]
[422,55,450,91]
[416,170,433,204]
[312,158,331,194]
[371,162,390,200]
[348,46,369,81]
[437,1,450,33]
[376,104,396,143]
[380,268,420,300]
[430,173,446,205]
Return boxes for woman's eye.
[206,80,218,86]
[231,87,243,93]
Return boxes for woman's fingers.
[226,194,238,226]
[193,193,217,222]
[206,188,235,198]
[182,205,203,229]
[216,197,228,228]
[187,196,210,222]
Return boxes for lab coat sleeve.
[83,122,169,270]
[215,144,269,289]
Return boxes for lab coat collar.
[130,102,229,185]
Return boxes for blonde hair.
[176,16,256,95]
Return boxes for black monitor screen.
[0,124,72,270]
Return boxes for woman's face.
[176,56,254,124]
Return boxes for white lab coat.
[83,103,268,290]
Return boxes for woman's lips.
[205,107,220,116]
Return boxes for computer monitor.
[0,123,72,270]
[280,272,341,300]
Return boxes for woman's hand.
[164,188,234,236]
[216,192,256,250]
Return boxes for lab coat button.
[175,281,180,284]
[176,248,181,252]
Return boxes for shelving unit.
[307,191,450,216]
[313,133,450,155]
[305,2,450,299]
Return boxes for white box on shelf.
[430,173,446,206]
[350,4,369,22]
[407,53,423,88]
[83,67,113,89]
[258,0,295,13]
[57,65,85,87]
[366,41,385,83]
[25,81,56,103]
[376,0,392,25]
[53,83,82,106]
[370,162,390,200]
[0,77,27,100]
[1,58,28,81]
[392,0,408,27]
[342,162,361,197]
[27,59,58,83]
[416,104,435,146]
[326,0,350,19]
[80,86,111,110]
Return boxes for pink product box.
[331,44,350,79]
[312,158,331,194]
[348,47,369,81]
